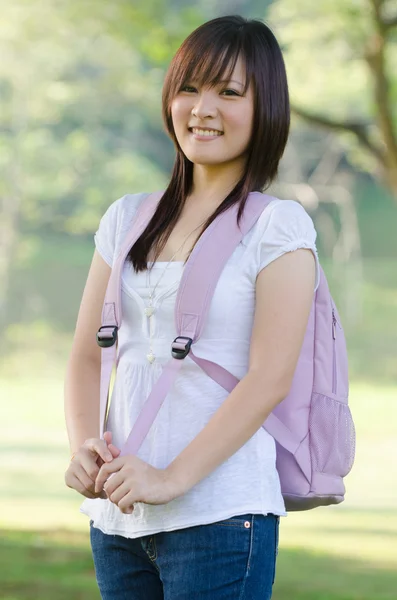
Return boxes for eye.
[221,89,240,96]
[179,85,240,96]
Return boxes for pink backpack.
[97,191,356,511]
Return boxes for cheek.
[171,99,189,130]
[229,119,253,151]
[226,107,253,138]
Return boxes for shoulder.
[101,191,150,228]
[248,195,320,291]
[94,191,151,266]
[256,197,316,234]
[251,196,317,248]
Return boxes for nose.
[191,90,217,120]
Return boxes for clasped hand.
[94,432,178,514]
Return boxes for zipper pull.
[332,311,336,339]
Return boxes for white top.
[80,191,320,539]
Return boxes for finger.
[65,467,106,499]
[107,481,132,505]
[103,430,113,444]
[107,443,121,458]
[78,452,100,482]
[118,491,136,514]
[66,473,98,499]
[95,458,123,493]
[95,468,115,495]
[84,438,113,463]
[104,431,121,458]
[73,463,97,493]
[74,471,107,499]
[103,471,125,497]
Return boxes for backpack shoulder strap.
[97,190,163,438]
[174,191,274,341]
[120,191,286,455]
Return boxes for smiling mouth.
[188,127,224,137]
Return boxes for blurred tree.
[2,0,396,335]
[0,0,214,330]
[268,0,397,199]
[0,0,173,328]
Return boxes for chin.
[190,157,228,166]
[183,150,231,164]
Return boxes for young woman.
[64,14,319,600]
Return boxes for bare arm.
[165,248,316,495]
[64,249,111,454]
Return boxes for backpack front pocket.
[309,393,356,478]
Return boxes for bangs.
[167,29,252,98]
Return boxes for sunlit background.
[1,1,396,598]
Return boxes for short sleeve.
[256,199,320,292]
[94,192,149,267]
[94,198,123,266]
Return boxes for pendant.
[145,307,155,317]
[146,352,156,363]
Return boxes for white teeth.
[192,128,223,137]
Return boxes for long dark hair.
[128,15,290,272]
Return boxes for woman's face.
[170,55,254,169]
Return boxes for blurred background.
[1,1,396,598]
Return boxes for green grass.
[1,530,97,600]
[1,375,396,598]
[1,521,396,600]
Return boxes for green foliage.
[1,7,396,597]
[2,1,396,380]
[355,178,397,258]
[268,0,397,178]
[1,0,185,236]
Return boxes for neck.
[187,160,246,209]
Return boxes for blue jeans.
[90,513,280,599]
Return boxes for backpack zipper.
[332,309,337,394]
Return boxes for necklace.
[144,219,207,364]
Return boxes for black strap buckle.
[97,325,118,348]
[171,336,193,359]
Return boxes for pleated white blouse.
[80,192,320,539]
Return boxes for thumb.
[87,439,113,463]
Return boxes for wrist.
[164,462,190,499]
